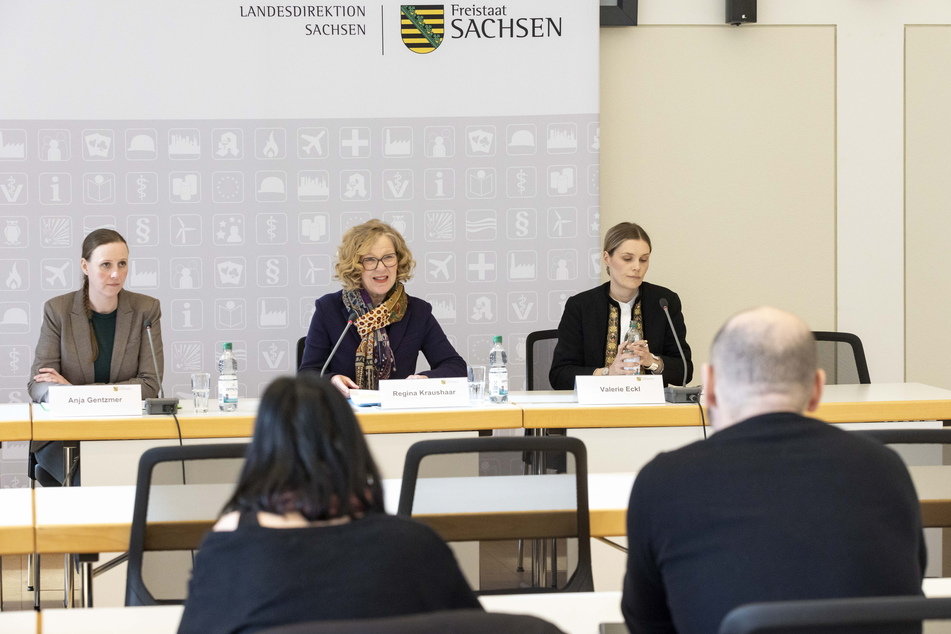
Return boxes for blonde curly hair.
[334,220,415,291]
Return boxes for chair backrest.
[125,442,247,607]
[719,596,951,634]
[257,609,566,634]
[812,331,871,385]
[856,428,951,445]
[398,436,592,594]
[297,336,307,370]
[526,330,559,391]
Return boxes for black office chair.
[526,330,559,391]
[813,331,871,385]
[257,610,566,634]
[856,428,951,445]
[296,336,307,371]
[125,443,247,606]
[719,596,951,633]
[398,436,593,595]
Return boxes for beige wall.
[599,25,837,371]
[906,26,951,391]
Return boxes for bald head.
[706,307,823,426]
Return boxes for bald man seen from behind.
[622,307,925,634]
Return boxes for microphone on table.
[143,319,179,415]
[659,298,703,404]
[321,311,359,377]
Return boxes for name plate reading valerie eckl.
[575,375,665,405]
[48,384,143,417]
[378,377,469,410]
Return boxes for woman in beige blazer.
[28,228,164,484]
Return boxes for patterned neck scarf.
[343,283,408,390]
[604,296,644,366]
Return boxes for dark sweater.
[623,413,926,634]
[90,309,116,384]
[178,512,481,634]
[298,290,465,380]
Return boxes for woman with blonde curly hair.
[299,220,465,397]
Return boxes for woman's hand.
[607,342,641,376]
[627,339,653,369]
[33,368,71,385]
[406,374,427,379]
[330,374,359,398]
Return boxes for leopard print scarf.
[343,284,408,389]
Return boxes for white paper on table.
[349,389,381,406]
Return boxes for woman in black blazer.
[549,222,693,390]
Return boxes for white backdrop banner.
[0,0,600,401]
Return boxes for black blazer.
[549,281,692,389]
[298,290,465,380]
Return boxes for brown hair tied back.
[81,228,128,362]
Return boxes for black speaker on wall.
[726,0,756,25]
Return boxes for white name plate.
[378,377,468,410]
[48,384,143,417]
[575,375,665,405]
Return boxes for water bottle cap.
[223,342,232,350]
[493,335,502,343]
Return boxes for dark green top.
[90,310,117,384]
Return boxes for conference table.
[519,383,951,429]
[9,382,951,557]
[29,399,522,441]
[19,382,951,443]
[26,465,951,556]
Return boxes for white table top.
[0,487,33,526]
[0,402,31,422]
[0,402,32,441]
[481,591,623,633]
[0,610,35,634]
[820,383,951,403]
[42,604,184,634]
[36,474,618,529]
[0,487,34,553]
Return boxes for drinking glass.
[467,365,486,406]
[191,372,211,413]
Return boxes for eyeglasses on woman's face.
[360,253,398,271]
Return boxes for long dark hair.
[223,375,385,521]
[81,228,128,362]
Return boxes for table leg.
[62,443,78,608]
[80,556,97,608]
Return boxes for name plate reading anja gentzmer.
[378,377,469,410]
[48,384,143,417]
[575,374,665,405]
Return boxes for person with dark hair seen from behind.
[27,228,163,485]
[177,374,481,634]
[298,219,465,398]
[622,307,925,634]
[549,221,692,390]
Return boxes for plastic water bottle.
[488,335,509,404]
[624,327,641,375]
[217,342,239,412]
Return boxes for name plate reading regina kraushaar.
[378,377,468,409]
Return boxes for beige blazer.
[28,289,164,403]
